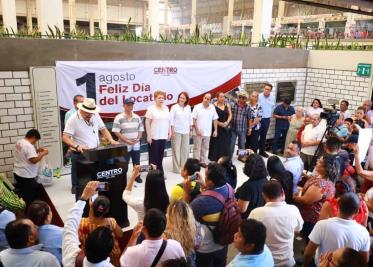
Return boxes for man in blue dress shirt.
[258,83,276,157]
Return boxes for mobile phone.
[238,149,248,157]
[97,182,109,192]
[190,173,198,181]
[140,165,152,172]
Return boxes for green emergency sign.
[357,63,372,77]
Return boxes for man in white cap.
[62,98,117,195]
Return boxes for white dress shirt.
[0,244,60,267]
[284,156,304,193]
[310,217,370,265]
[301,123,326,155]
[122,190,145,221]
[64,111,106,149]
[62,200,114,267]
[120,239,185,267]
[145,105,170,140]
[192,103,218,137]
[170,104,193,134]
[249,202,303,267]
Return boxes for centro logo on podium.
[97,168,123,179]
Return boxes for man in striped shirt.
[112,99,144,183]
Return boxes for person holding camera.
[122,165,169,221]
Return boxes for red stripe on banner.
[61,72,242,119]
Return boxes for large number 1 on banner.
[76,73,96,100]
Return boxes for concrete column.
[164,0,169,33]
[36,0,64,34]
[191,0,197,34]
[148,0,159,39]
[142,1,147,33]
[252,0,273,45]
[98,0,107,35]
[277,0,285,18]
[345,13,356,39]
[1,0,18,33]
[318,18,325,32]
[297,20,301,36]
[226,0,234,35]
[68,0,76,32]
[26,0,33,31]
[89,2,95,36]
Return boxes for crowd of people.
[1,84,373,267]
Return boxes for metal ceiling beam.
[283,0,373,16]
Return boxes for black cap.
[123,98,135,105]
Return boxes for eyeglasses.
[238,96,246,99]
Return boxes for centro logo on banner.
[153,67,178,75]
[97,168,123,179]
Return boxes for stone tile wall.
[0,71,34,181]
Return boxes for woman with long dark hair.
[235,154,268,218]
[267,155,294,204]
[122,166,170,221]
[208,92,232,161]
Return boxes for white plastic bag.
[38,157,54,186]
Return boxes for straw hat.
[77,98,100,114]
[237,91,248,98]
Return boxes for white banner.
[56,61,242,117]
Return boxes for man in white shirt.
[63,98,117,196]
[300,114,325,172]
[192,93,218,166]
[0,218,60,267]
[249,180,303,267]
[339,100,352,119]
[112,99,144,183]
[258,83,276,158]
[120,209,185,267]
[303,192,370,267]
[284,140,304,194]
[62,181,115,267]
[13,129,48,206]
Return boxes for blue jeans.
[71,152,85,187]
[125,149,140,166]
[230,129,247,158]
[259,118,270,153]
[272,126,289,153]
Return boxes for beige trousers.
[171,133,190,173]
[193,135,210,165]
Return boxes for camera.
[320,108,339,127]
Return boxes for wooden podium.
[76,144,129,227]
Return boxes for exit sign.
[357,63,372,77]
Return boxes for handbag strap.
[150,240,167,267]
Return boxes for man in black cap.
[112,98,144,183]
[272,99,295,155]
